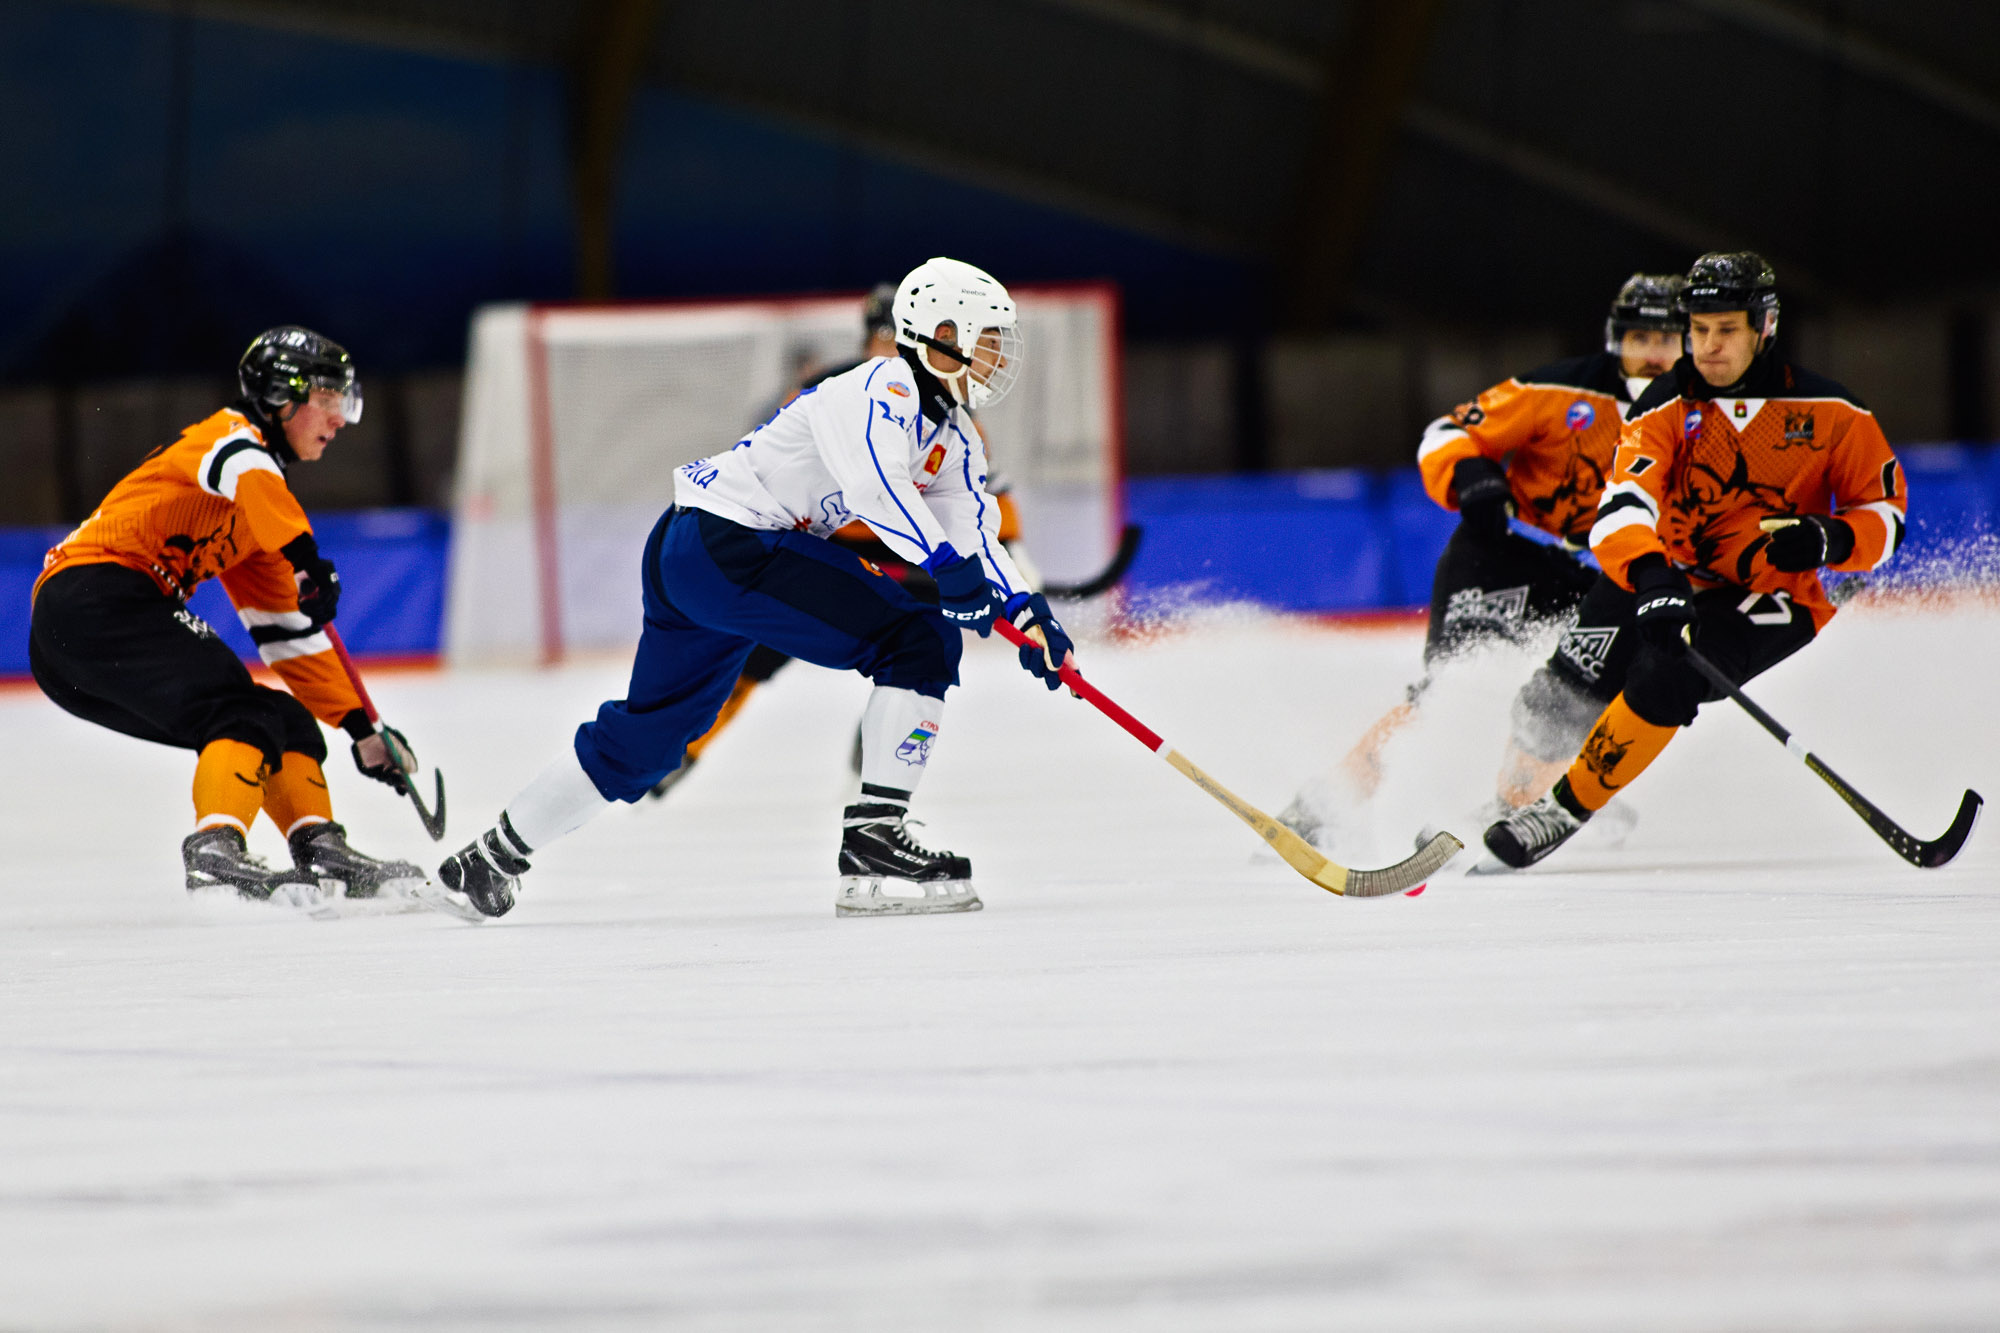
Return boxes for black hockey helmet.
[1603,273,1687,354]
[238,326,363,422]
[1678,252,1779,345]
[862,282,898,342]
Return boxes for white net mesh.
[447,288,1122,664]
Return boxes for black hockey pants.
[1421,522,1599,666]
[30,563,325,771]
[1547,573,1817,727]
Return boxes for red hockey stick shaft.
[325,624,381,724]
[995,619,1163,751]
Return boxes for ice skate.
[183,825,322,906]
[1482,791,1588,869]
[289,821,424,899]
[836,803,980,916]
[436,828,530,918]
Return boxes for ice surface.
[3,604,1998,1331]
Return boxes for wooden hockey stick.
[326,625,448,841]
[1684,646,1980,868]
[996,620,1461,895]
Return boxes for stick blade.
[409,769,448,842]
[1341,832,1465,897]
[1915,790,1982,868]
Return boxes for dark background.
[5,0,1998,523]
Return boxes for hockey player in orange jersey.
[30,327,430,902]
[1279,273,1685,848]
[1484,253,1907,868]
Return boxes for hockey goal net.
[445,284,1125,665]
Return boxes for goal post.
[445,284,1125,665]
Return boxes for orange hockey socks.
[193,739,269,834]
[262,751,334,836]
[1559,693,1678,814]
[1340,700,1417,798]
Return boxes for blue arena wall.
[3,446,1997,675]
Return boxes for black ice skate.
[289,821,425,899]
[436,826,531,917]
[183,825,320,905]
[836,803,980,917]
[1482,790,1589,869]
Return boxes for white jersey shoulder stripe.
[197,428,282,501]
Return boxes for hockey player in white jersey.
[438,258,1074,917]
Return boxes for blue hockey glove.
[1005,592,1075,689]
[929,546,1002,636]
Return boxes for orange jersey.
[1418,352,1646,544]
[34,406,363,727]
[1593,357,1905,632]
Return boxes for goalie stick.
[1684,645,1981,868]
[1045,523,1143,600]
[326,626,448,841]
[996,619,1461,895]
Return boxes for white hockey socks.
[857,686,943,806]
[501,746,614,852]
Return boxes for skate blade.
[1464,853,1516,876]
[835,876,983,917]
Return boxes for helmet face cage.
[1604,273,1688,355]
[891,257,1024,409]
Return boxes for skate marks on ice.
[2,612,1999,1330]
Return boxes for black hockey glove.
[281,533,341,626]
[342,709,417,795]
[1452,456,1514,541]
[930,547,1002,636]
[1630,554,1695,657]
[1004,592,1075,690]
[1761,514,1856,573]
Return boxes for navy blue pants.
[574,508,962,802]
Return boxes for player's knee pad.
[871,612,961,696]
[1508,666,1602,762]
[1622,652,1704,728]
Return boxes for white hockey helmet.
[892,257,1023,409]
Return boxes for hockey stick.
[1684,646,1980,868]
[1045,523,1144,600]
[325,625,448,841]
[995,619,1461,895]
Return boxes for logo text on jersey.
[1566,400,1596,432]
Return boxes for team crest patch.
[1683,408,1703,438]
[922,444,947,476]
[886,381,910,398]
[896,722,938,765]
[1732,400,1748,419]
[1781,409,1818,449]
[1443,584,1530,631]
[1556,624,1619,683]
[1566,400,1595,431]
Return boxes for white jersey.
[672,353,1029,599]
